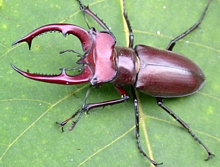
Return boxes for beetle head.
[78,28,117,85]
[11,24,117,86]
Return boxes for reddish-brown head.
[11,24,117,86]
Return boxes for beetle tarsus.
[166,0,212,51]
[56,108,83,132]
[77,0,92,29]
[68,121,77,131]
[152,161,163,167]
[56,121,67,132]
[130,86,162,166]
[77,0,85,11]
[77,0,113,37]
[123,0,134,48]
[157,97,215,160]
[205,152,215,161]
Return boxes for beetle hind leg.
[156,97,215,160]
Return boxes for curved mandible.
[11,64,93,85]
[12,23,92,51]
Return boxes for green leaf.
[0,0,219,166]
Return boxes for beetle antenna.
[59,49,82,55]
[59,65,84,72]
[59,49,83,57]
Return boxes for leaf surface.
[0,0,219,166]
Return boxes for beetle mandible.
[11,0,215,166]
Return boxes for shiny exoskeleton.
[11,0,214,166]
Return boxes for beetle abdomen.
[135,45,205,98]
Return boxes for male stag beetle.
[11,0,214,166]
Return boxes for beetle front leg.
[56,85,129,131]
[56,109,83,132]
[156,97,215,161]
[56,86,92,131]
[166,0,212,51]
[83,86,129,112]
[77,0,114,38]
[122,0,134,48]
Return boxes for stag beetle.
[11,0,214,166]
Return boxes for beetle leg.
[77,0,115,39]
[166,0,212,51]
[56,86,92,131]
[56,85,129,131]
[122,0,134,48]
[130,86,162,166]
[77,0,91,29]
[56,109,83,132]
[80,85,129,113]
[156,97,215,160]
